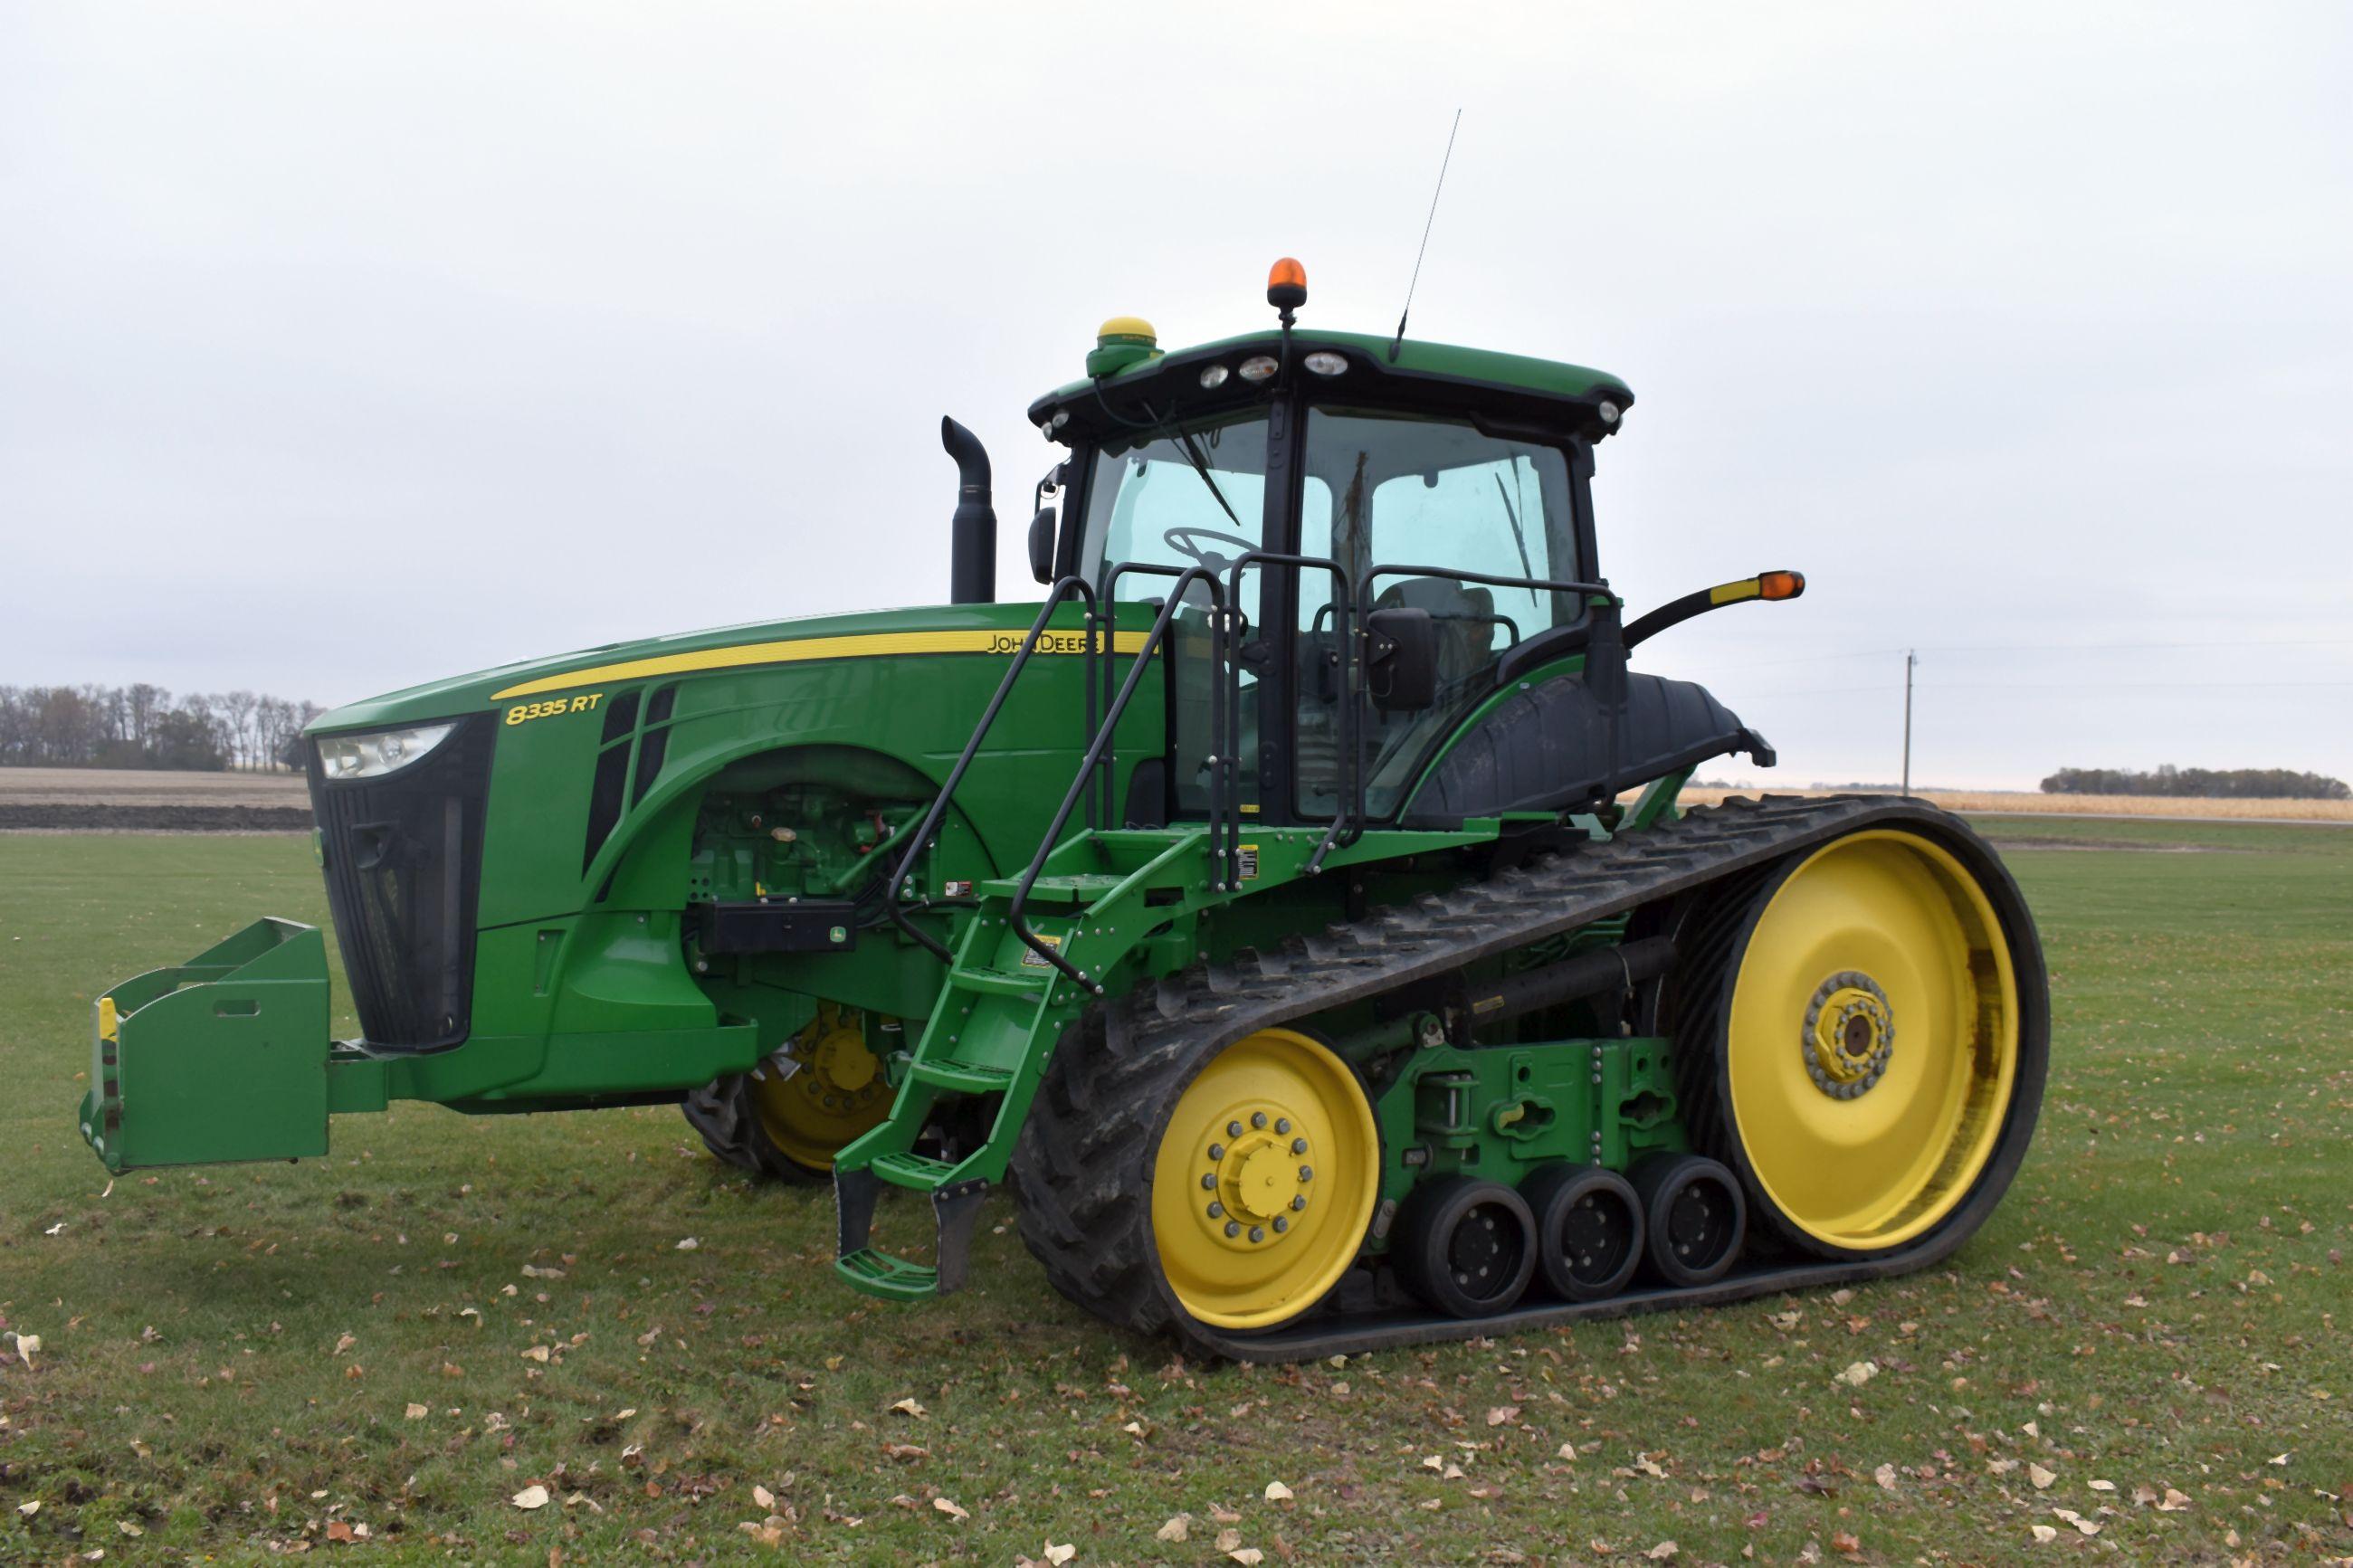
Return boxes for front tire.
[682,1003,893,1182]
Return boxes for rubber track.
[1012,794,2043,1362]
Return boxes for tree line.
[2040,765,2350,801]
[0,685,325,772]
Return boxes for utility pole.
[1900,650,1917,797]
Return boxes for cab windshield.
[1078,411,1281,817]
[1074,404,1581,823]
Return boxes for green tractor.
[79,261,2047,1358]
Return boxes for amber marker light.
[1266,257,1308,311]
[1758,570,1806,601]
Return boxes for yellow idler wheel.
[1720,829,2028,1254]
[749,1005,893,1174]
[1147,1029,1381,1332]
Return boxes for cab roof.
[1027,328,1634,445]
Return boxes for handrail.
[1010,565,1231,995]
[1364,563,1614,604]
[884,576,1102,964]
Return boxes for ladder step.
[835,1247,940,1300]
[977,873,1126,906]
[907,1059,1015,1093]
[871,1152,958,1192]
[948,965,1049,997]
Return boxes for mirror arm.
[1624,571,1805,651]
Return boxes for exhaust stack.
[942,416,996,604]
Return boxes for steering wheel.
[1161,525,1258,573]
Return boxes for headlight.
[1236,355,1280,382]
[1301,351,1348,376]
[316,723,458,781]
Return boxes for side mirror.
[1027,508,1057,585]
[1364,606,1440,711]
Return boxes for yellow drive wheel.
[1720,829,2025,1253]
[748,1004,894,1174]
[1147,1028,1381,1331]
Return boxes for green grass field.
[3,820,2348,1564]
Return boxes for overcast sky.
[5,3,2348,789]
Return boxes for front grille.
[308,717,494,1049]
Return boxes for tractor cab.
[1019,261,1774,843]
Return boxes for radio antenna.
[1387,108,1462,364]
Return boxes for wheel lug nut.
[1252,1111,1268,1129]
[1227,1120,1243,1138]
[1207,1144,1224,1161]
[1272,1216,1288,1233]
[1249,1226,1265,1243]
[1224,1221,1241,1238]
[1200,1173,1217,1190]
[1291,1137,1308,1155]
[1298,1164,1313,1183]
[1274,1117,1291,1134]
[1206,1202,1224,1219]
[1291,1195,1306,1211]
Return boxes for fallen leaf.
[1227,1551,1263,1567]
[675,1237,700,1250]
[933,1497,968,1521]
[1645,1543,1679,1562]
[1835,1360,1878,1388]
[1155,1516,1190,1543]
[18,1332,43,1367]
[333,1333,356,1356]
[512,1485,551,1510]
[614,1408,636,1420]
[1043,1544,1077,1565]
[2028,1463,2057,1490]
[753,1485,776,1510]
[1263,1481,1293,1502]
[2030,1524,2058,1543]
[890,1397,928,1418]
[1872,1464,1897,1491]
[1830,1531,1861,1557]
[118,1520,144,1536]
[325,1522,354,1544]
[1486,1405,1520,1426]
[405,1402,428,1420]
[43,1223,64,1236]
[17,1501,38,1517]
[2088,1478,2115,1492]
[2268,1452,2289,1467]
[2157,1487,2191,1512]
[520,1345,551,1363]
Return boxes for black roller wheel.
[1393,1175,1538,1318]
[1632,1153,1744,1288]
[1521,1164,1644,1302]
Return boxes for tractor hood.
[306,600,1074,736]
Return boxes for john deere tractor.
[80,261,2046,1358]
